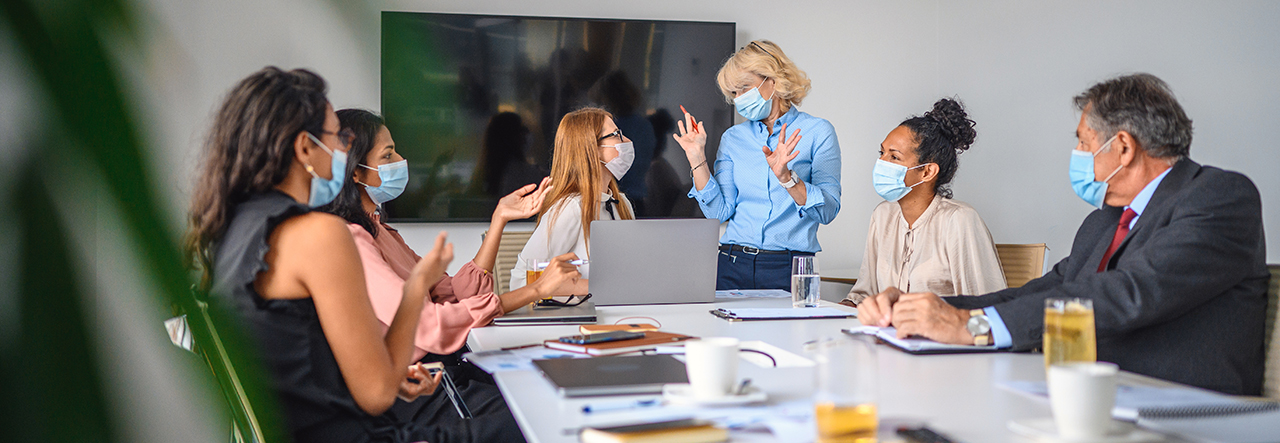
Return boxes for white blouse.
[510,192,634,290]
[844,194,1006,304]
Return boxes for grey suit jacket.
[948,159,1268,395]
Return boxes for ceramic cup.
[684,337,740,399]
[1048,361,1119,439]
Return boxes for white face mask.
[599,141,635,180]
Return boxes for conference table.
[467,296,1188,443]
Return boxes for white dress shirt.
[509,192,633,290]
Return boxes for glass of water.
[792,255,820,308]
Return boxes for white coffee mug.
[1048,362,1118,439]
[684,337,739,399]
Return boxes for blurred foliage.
[0,0,282,441]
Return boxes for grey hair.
[1073,73,1193,162]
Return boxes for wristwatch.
[779,170,799,188]
[967,309,991,346]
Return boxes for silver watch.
[779,170,798,188]
[966,309,991,345]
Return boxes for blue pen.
[581,398,660,414]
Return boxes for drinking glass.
[813,335,878,443]
[792,255,820,308]
[1044,298,1097,369]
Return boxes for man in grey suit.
[857,73,1269,395]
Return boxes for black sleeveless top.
[209,191,419,443]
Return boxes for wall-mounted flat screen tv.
[382,12,735,222]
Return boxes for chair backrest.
[487,230,535,294]
[995,243,1047,288]
[1264,264,1280,399]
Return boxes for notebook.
[1136,409,1280,443]
[491,301,597,325]
[532,354,688,397]
[543,331,695,356]
[843,326,998,355]
[580,418,727,443]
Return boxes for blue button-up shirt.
[986,167,1172,348]
[688,107,841,252]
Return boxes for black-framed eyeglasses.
[598,128,623,141]
[322,128,357,149]
[535,293,592,308]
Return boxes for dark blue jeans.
[715,247,815,290]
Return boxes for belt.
[718,244,811,255]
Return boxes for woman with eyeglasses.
[186,67,477,442]
[676,40,842,290]
[510,107,637,296]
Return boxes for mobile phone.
[558,330,645,345]
[421,362,444,375]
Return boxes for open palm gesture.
[762,123,802,181]
[494,177,552,223]
[672,110,707,161]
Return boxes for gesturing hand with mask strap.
[1069,135,1123,208]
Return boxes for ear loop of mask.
[1095,135,1124,183]
[905,163,929,188]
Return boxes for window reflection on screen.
[381,12,735,222]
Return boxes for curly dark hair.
[185,67,329,288]
[900,98,977,199]
[317,109,385,238]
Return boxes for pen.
[581,398,661,414]
[679,105,698,133]
[568,259,588,266]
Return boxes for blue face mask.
[304,132,347,208]
[733,77,774,121]
[358,159,409,205]
[872,159,928,202]
[1069,135,1123,209]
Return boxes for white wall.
[139,0,1280,277]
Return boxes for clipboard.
[843,327,1001,355]
[710,307,856,322]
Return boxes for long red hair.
[538,108,635,253]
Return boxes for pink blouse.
[348,214,503,361]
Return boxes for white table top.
[467,297,1178,443]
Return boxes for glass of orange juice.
[525,258,547,285]
[813,335,878,443]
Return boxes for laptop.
[532,354,689,397]
[491,302,597,326]
[589,219,720,306]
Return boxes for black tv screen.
[381,12,735,222]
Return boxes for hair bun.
[924,98,977,152]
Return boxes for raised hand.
[494,177,552,222]
[408,231,454,292]
[672,108,708,163]
[762,123,802,181]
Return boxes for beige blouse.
[844,195,1006,304]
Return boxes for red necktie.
[1098,208,1138,272]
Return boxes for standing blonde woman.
[676,40,842,290]
[510,108,636,295]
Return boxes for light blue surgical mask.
[1069,135,1123,209]
[358,159,408,205]
[872,159,928,202]
[304,132,347,208]
[733,77,774,121]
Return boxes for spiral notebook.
[1000,380,1280,421]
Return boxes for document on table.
[714,289,792,299]
[843,326,997,354]
[463,346,587,373]
[710,307,855,321]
